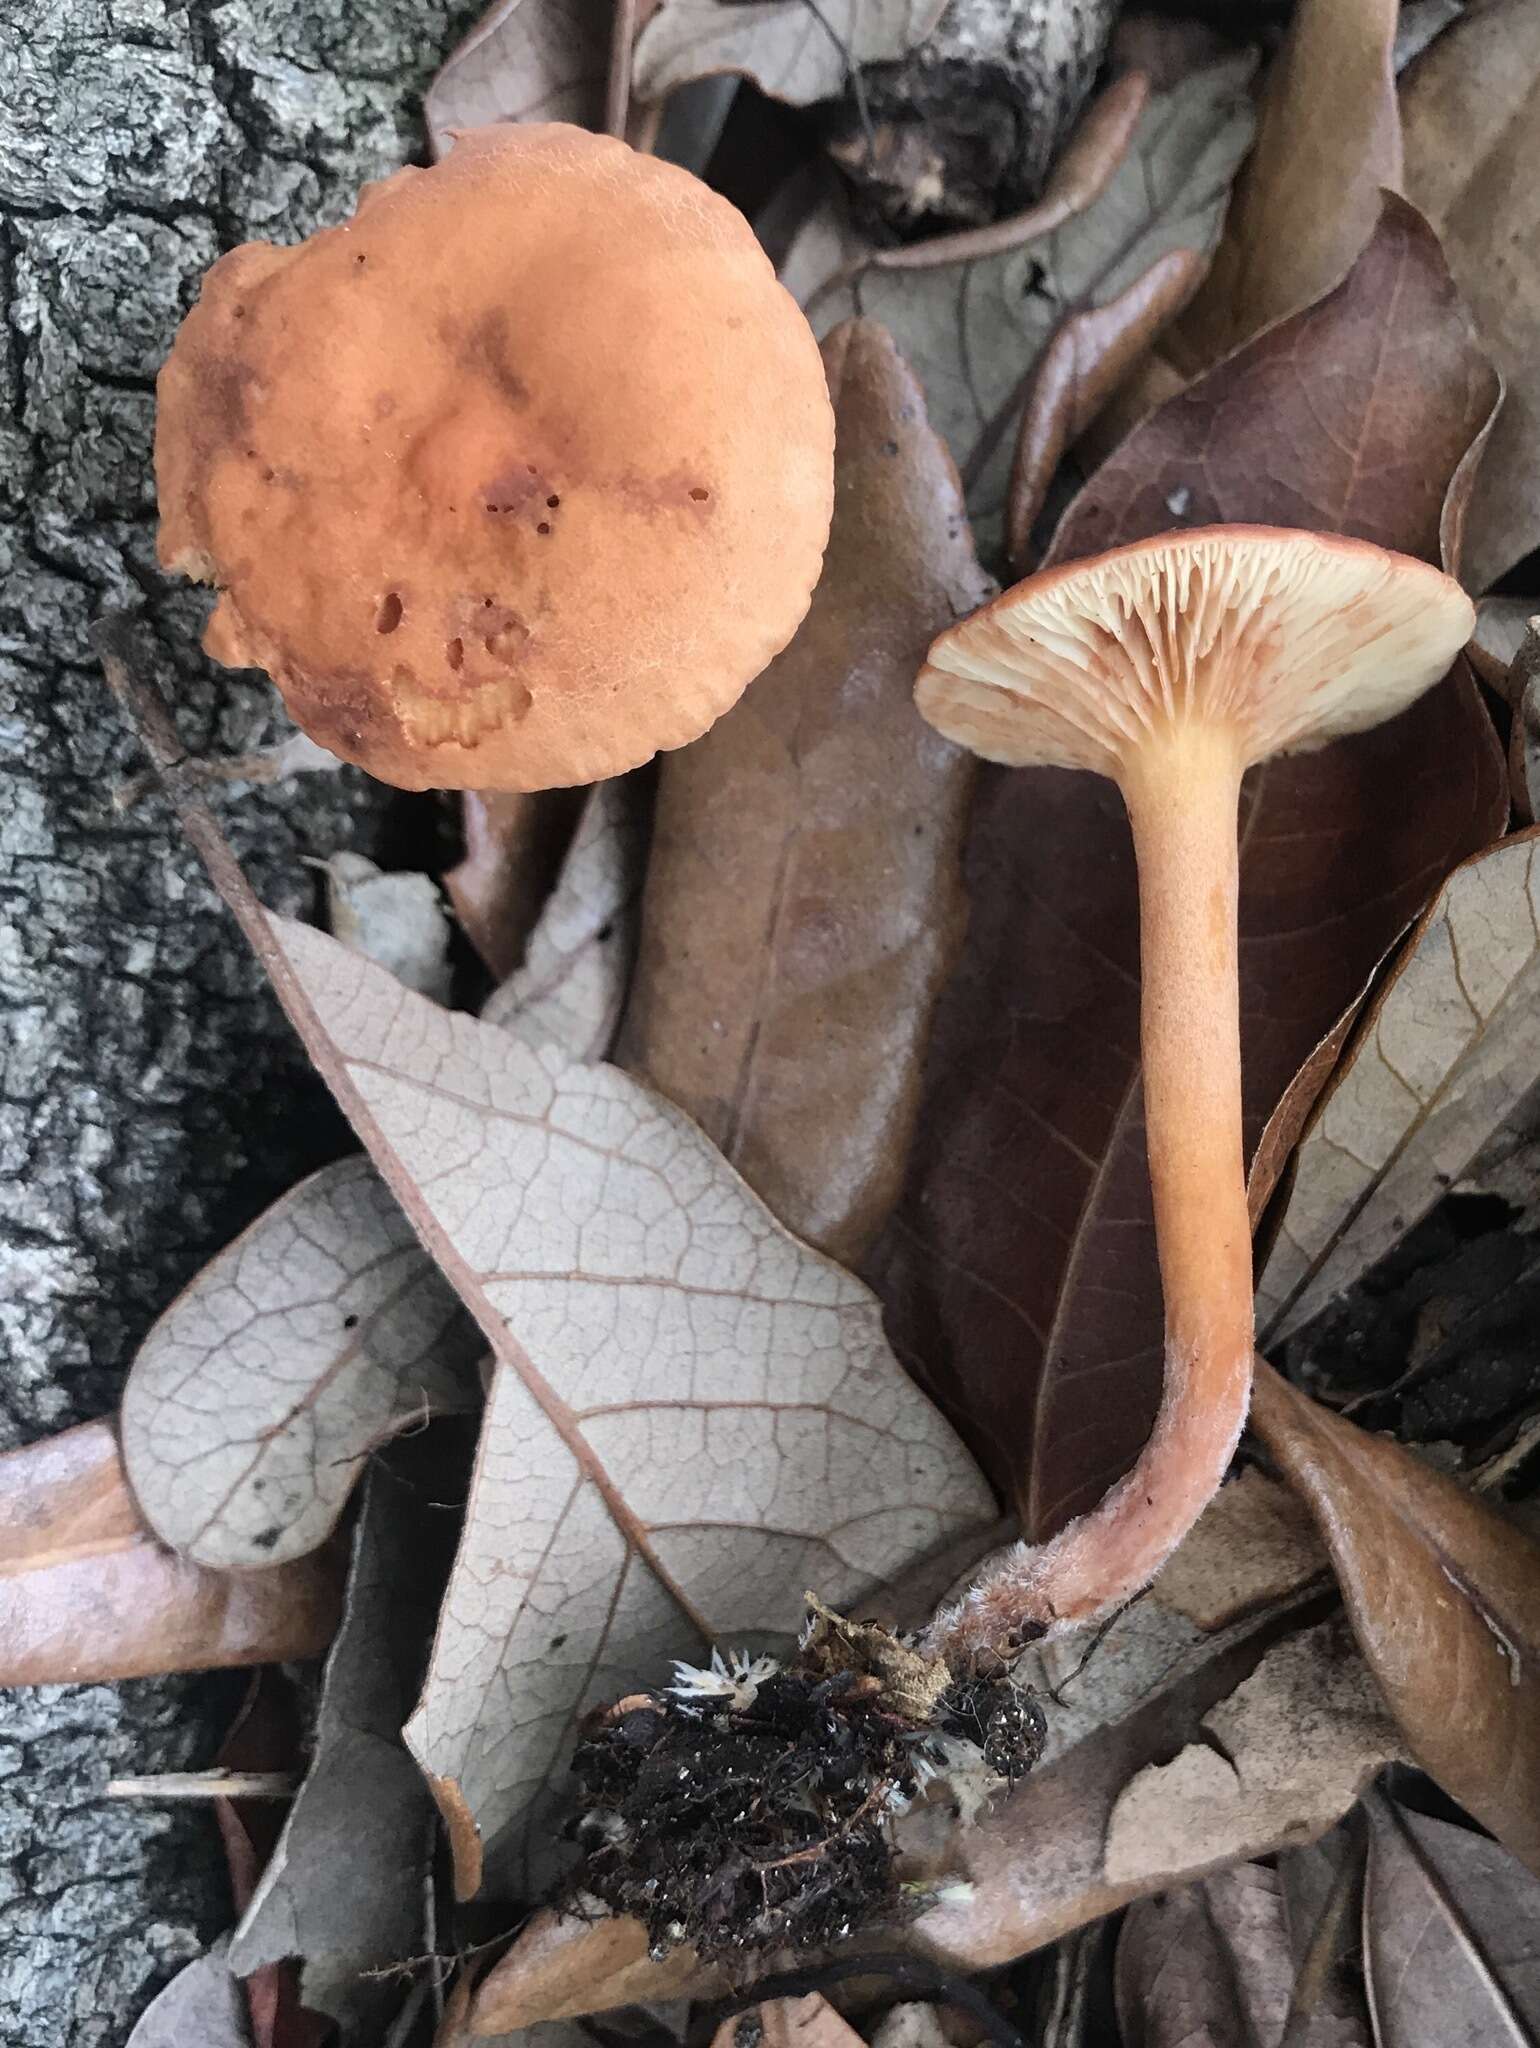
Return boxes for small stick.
[107,1770,299,1801]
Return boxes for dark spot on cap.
[343,1313,360,1330]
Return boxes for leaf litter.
[75,0,1540,2038]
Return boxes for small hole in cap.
[376,592,403,634]
[536,521,551,536]
[690,487,710,502]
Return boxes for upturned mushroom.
[914,525,1474,1665]
[155,124,835,792]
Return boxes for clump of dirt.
[564,1603,1045,1966]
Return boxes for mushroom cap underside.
[915,525,1476,779]
[155,123,836,792]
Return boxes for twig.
[107,1771,299,1801]
[688,1952,1026,2048]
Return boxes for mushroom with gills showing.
[913,525,1475,1669]
[154,123,835,793]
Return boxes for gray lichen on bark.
[0,2,474,2038]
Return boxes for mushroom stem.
[925,726,1254,1665]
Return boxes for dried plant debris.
[565,1602,1042,1965]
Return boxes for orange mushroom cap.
[915,525,1475,777]
[155,125,836,792]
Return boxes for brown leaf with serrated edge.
[632,0,943,111]
[467,1487,1378,2030]
[1403,0,1540,592]
[1250,1360,1540,1872]
[1115,1865,1296,2048]
[1257,831,1540,1345]
[426,0,613,162]
[868,192,1506,1532]
[485,775,647,1064]
[1362,1798,1540,2044]
[792,53,1256,562]
[1005,248,1207,571]
[121,1155,482,1570]
[99,625,996,1904]
[0,1420,340,1685]
[1172,0,1402,372]
[616,318,989,1266]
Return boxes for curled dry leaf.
[1403,0,1540,591]
[484,776,647,1064]
[1257,832,1540,1345]
[0,1420,341,1686]
[792,52,1256,560]
[868,193,1506,1529]
[88,658,998,1912]
[617,318,990,1266]
[1363,1799,1540,2045]
[125,1936,250,2048]
[325,852,453,1004]
[426,0,613,162]
[1249,1360,1540,1872]
[121,1156,482,1570]
[1115,1864,1296,2048]
[467,1483,1378,2031]
[1005,247,1207,569]
[1170,0,1402,373]
[231,1459,461,2039]
[446,790,584,985]
[632,0,942,110]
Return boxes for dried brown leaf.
[1249,1360,1540,1872]
[230,1458,459,2037]
[616,318,989,1265]
[1363,1799,1540,2044]
[1005,246,1207,571]
[632,0,942,110]
[325,853,453,1004]
[1115,1864,1295,2048]
[868,193,1506,1530]
[1257,832,1540,1345]
[1470,596,1537,700]
[1172,0,1402,372]
[426,0,613,162]
[0,1420,341,1685]
[1403,0,1540,591]
[1511,628,1540,826]
[126,1937,251,2048]
[446,790,584,986]
[484,776,647,1063]
[792,53,1256,561]
[121,1156,482,1569]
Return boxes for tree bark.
[0,3,472,2038]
